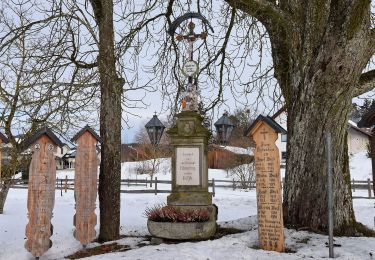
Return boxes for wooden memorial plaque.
[25,127,62,258]
[72,126,100,246]
[248,116,285,252]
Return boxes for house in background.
[0,128,101,170]
[271,107,288,165]
[347,120,372,155]
[265,107,371,165]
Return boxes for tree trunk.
[371,130,375,197]
[0,179,11,214]
[283,91,356,234]
[92,0,122,242]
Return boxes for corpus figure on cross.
[176,21,207,111]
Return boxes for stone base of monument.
[147,205,217,240]
[167,192,212,206]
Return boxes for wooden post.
[249,118,285,253]
[368,178,372,198]
[212,178,215,197]
[232,178,235,190]
[60,179,63,196]
[145,178,147,187]
[65,175,68,193]
[25,129,62,258]
[154,177,158,195]
[72,127,100,246]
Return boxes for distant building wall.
[347,128,369,154]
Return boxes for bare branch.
[224,0,288,30]
[354,69,375,97]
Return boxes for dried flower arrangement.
[144,204,211,223]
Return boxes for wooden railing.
[10,177,374,199]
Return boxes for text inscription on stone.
[252,123,285,252]
[176,147,200,186]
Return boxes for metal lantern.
[145,114,166,145]
[214,112,235,145]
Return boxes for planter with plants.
[145,204,217,240]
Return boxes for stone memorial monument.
[71,125,101,248]
[24,126,63,259]
[147,12,216,240]
[247,115,286,252]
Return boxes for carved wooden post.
[24,127,63,258]
[72,126,101,247]
[248,115,286,253]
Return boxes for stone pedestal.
[167,111,212,206]
[147,111,216,240]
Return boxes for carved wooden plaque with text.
[251,123,285,252]
[73,130,98,245]
[25,134,57,257]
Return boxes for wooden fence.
[10,177,374,199]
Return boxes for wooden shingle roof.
[71,125,102,143]
[23,126,64,148]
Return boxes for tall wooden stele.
[72,126,101,247]
[248,115,286,253]
[24,127,63,258]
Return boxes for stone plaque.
[176,147,200,186]
[251,123,285,252]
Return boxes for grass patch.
[66,243,130,259]
[211,226,246,239]
[249,244,296,253]
[296,237,310,244]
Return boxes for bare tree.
[0,1,99,213]
[118,0,375,234]
[230,162,255,189]
[223,0,375,234]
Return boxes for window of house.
[281,152,287,161]
[281,134,287,142]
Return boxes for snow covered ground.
[0,153,374,259]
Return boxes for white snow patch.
[222,146,253,155]
[350,151,372,180]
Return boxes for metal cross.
[176,21,207,62]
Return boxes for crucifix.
[176,22,207,111]
[176,21,207,64]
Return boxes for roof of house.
[271,106,287,119]
[0,132,8,144]
[348,120,372,138]
[246,115,287,136]
[62,149,77,158]
[22,126,64,148]
[358,105,375,128]
[71,125,102,143]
